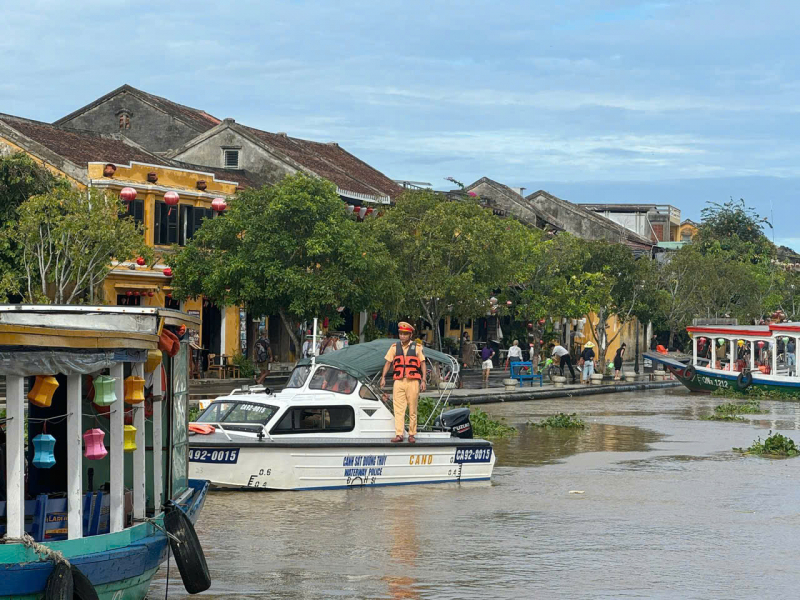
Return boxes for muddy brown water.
[148,389,800,599]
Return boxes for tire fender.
[683,366,696,381]
[44,562,73,600]
[737,370,753,390]
[164,502,211,594]
[71,565,99,600]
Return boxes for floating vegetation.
[733,431,799,457]
[702,400,761,421]
[417,397,518,438]
[712,387,799,401]
[529,413,586,429]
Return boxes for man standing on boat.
[380,322,427,443]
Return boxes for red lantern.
[323,317,329,328]
[757,341,765,348]
[134,291,140,296]
[126,290,132,297]
[364,207,374,217]
[371,312,378,321]
[166,293,172,298]
[147,290,155,297]
[211,197,227,213]
[136,256,145,266]
[164,191,179,216]
[163,267,172,278]
[538,319,546,325]
[119,187,137,203]
[527,322,533,329]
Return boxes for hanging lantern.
[346,205,355,214]
[490,297,497,305]
[32,433,57,469]
[133,291,140,297]
[144,349,162,373]
[83,428,108,460]
[123,425,137,452]
[119,187,137,204]
[358,206,367,219]
[737,340,745,347]
[365,207,374,217]
[538,318,546,325]
[164,191,179,216]
[211,197,227,213]
[757,341,765,348]
[323,317,329,328]
[147,290,155,297]
[92,375,117,407]
[506,300,512,306]
[28,375,59,408]
[124,375,146,404]
[126,290,132,296]
[718,339,725,347]
[527,322,533,329]
[136,256,146,266]
[163,267,173,278]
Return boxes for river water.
[148,388,800,599]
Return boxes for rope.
[131,516,181,544]
[2,533,70,566]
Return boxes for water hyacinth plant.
[734,431,799,457]
[529,413,586,429]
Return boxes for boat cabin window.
[308,366,357,394]
[271,406,355,433]
[286,365,311,388]
[196,401,278,425]
[359,384,379,401]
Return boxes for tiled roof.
[55,84,221,133]
[0,113,169,167]
[170,161,270,190]
[240,125,401,199]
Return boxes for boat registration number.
[189,448,240,464]
[454,447,492,463]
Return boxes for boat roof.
[687,322,800,338]
[296,338,457,382]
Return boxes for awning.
[114,283,160,291]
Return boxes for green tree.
[7,187,151,303]
[0,153,67,301]
[696,198,775,263]
[168,173,395,354]
[368,189,527,351]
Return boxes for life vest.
[392,341,422,380]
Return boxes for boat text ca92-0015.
[644,321,800,395]
[188,338,496,491]
[0,304,211,599]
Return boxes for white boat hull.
[189,439,495,491]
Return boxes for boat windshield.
[286,365,311,388]
[308,366,358,394]
[195,401,278,425]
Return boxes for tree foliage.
[5,187,151,303]
[368,189,527,350]
[696,198,775,263]
[168,174,395,352]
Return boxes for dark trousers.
[559,354,576,380]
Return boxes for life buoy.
[44,562,72,600]
[164,502,211,594]
[71,565,99,600]
[737,370,753,390]
[683,366,696,381]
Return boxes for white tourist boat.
[188,339,496,490]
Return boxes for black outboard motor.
[435,407,473,438]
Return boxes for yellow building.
[678,219,699,242]
[0,113,252,362]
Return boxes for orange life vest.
[392,341,422,380]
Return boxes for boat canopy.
[296,338,457,382]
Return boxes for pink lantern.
[468,191,477,197]
[211,197,227,213]
[757,341,765,348]
[506,300,512,306]
[119,187,137,204]
[164,191,179,216]
[83,428,108,460]
[358,206,367,219]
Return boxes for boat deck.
[190,432,492,448]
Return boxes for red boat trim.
[687,326,772,337]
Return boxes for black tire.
[737,370,753,390]
[684,366,696,381]
[71,565,99,600]
[45,562,73,600]
[164,503,211,594]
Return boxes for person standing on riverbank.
[550,343,576,382]
[580,342,596,384]
[507,339,523,369]
[255,329,273,385]
[380,322,427,443]
[614,343,627,380]
[481,344,495,384]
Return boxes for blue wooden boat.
[0,305,210,599]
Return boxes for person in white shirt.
[301,334,314,358]
[507,339,523,368]
[549,343,576,382]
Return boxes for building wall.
[468,182,542,228]
[58,92,203,153]
[678,223,698,241]
[0,136,86,188]
[172,128,293,184]
[529,193,632,243]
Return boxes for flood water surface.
[149,389,800,599]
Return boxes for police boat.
[188,339,496,490]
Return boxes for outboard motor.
[435,407,473,438]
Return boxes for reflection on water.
[150,390,800,599]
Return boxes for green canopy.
[296,338,457,382]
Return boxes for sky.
[2,0,798,248]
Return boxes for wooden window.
[121,199,144,229]
[154,201,178,245]
[223,149,239,169]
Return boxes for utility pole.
[634,320,640,374]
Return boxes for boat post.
[152,364,164,512]
[312,317,318,366]
[5,375,25,538]
[110,362,125,533]
[67,373,83,539]
[692,336,697,366]
[132,361,146,520]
